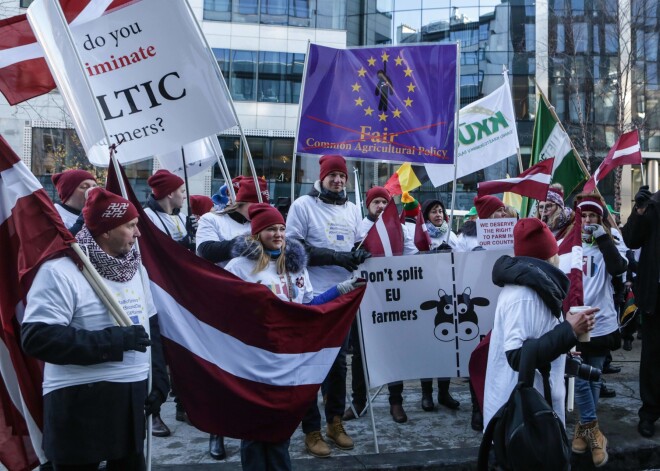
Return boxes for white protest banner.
[476,218,516,250]
[424,74,519,187]
[156,137,217,178]
[358,249,509,387]
[28,0,236,166]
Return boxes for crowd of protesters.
[23,159,657,470]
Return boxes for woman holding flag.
[225,203,362,470]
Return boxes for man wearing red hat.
[145,169,193,251]
[21,188,169,471]
[51,169,97,232]
[455,195,507,252]
[483,218,595,438]
[286,155,370,458]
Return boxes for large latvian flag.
[583,130,642,194]
[0,0,134,105]
[477,158,554,201]
[297,44,457,164]
[0,135,76,469]
[362,200,405,257]
[105,165,365,442]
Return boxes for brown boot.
[390,404,408,423]
[571,422,588,454]
[304,430,331,458]
[326,416,354,450]
[584,420,608,467]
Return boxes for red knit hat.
[83,188,139,237]
[577,196,604,216]
[319,155,348,181]
[147,170,184,200]
[51,169,96,203]
[189,195,213,218]
[235,176,269,203]
[474,195,504,219]
[366,186,391,208]
[249,203,285,235]
[513,218,558,260]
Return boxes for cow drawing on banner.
[420,287,490,343]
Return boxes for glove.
[337,275,366,295]
[583,224,607,239]
[186,215,199,235]
[635,185,653,207]
[122,325,151,353]
[351,248,372,265]
[432,242,452,252]
[144,390,165,417]
[333,251,360,271]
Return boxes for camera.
[565,354,601,382]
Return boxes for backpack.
[477,341,570,471]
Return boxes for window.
[204,0,231,21]
[231,50,257,101]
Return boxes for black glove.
[186,215,198,236]
[144,390,165,417]
[635,185,653,208]
[332,251,360,271]
[122,325,151,353]
[352,248,372,265]
[434,242,452,252]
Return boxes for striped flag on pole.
[558,206,584,313]
[477,158,554,201]
[105,164,365,442]
[583,130,643,194]
[0,135,77,469]
[362,200,404,257]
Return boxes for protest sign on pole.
[297,43,457,164]
[358,249,508,387]
[27,0,237,166]
[476,218,516,250]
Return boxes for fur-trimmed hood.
[230,236,308,273]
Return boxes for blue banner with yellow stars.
[297,44,457,165]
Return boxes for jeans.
[574,353,607,423]
[240,439,291,471]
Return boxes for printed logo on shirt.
[324,219,354,247]
[582,255,597,277]
[102,202,129,218]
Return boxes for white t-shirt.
[454,233,479,252]
[23,257,156,395]
[286,195,362,295]
[196,211,251,267]
[144,207,188,242]
[55,203,79,229]
[225,257,314,304]
[358,217,419,255]
[483,284,567,429]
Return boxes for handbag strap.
[519,340,554,407]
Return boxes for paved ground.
[150,336,660,470]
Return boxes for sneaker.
[326,416,354,450]
[304,431,331,458]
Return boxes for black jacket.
[622,191,660,313]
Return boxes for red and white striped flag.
[362,200,404,257]
[477,158,554,201]
[583,130,642,194]
[106,165,365,442]
[413,211,431,252]
[558,206,584,313]
[0,135,76,469]
[0,0,134,105]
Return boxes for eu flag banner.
[297,44,457,165]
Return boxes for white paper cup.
[569,306,592,342]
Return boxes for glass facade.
[203,0,347,29]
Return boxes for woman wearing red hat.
[561,194,628,467]
[455,195,506,252]
[225,203,363,471]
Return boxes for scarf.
[425,220,449,239]
[75,226,141,283]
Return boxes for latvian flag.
[105,165,365,442]
[413,211,431,252]
[583,130,642,194]
[477,158,554,201]
[0,0,134,105]
[362,200,405,257]
[1,135,77,469]
[558,205,584,314]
